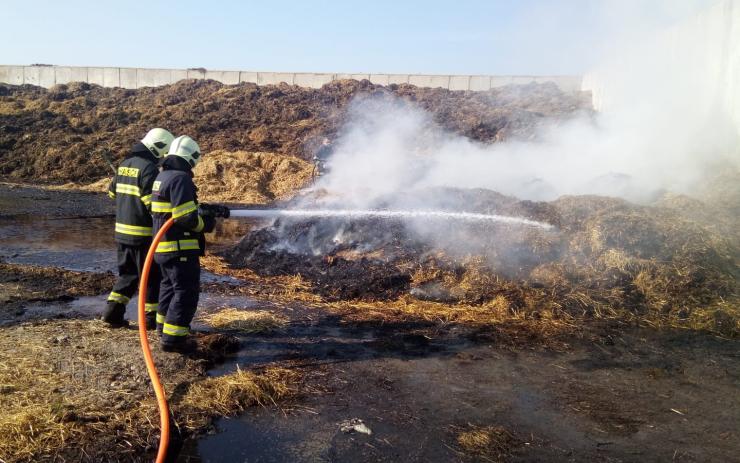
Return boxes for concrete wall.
[0,64,583,92]
[584,0,740,122]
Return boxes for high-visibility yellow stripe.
[162,323,189,336]
[151,201,172,213]
[115,183,141,196]
[145,302,158,313]
[156,313,166,324]
[115,223,152,232]
[108,191,116,199]
[172,201,197,219]
[107,291,130,304]
[141,194,152,206]
[178,239,200,250]
[155,241,179,252]
[193,215,205,233]
[115,223,152,237]
[155,239,200,253]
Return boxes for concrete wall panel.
[0,66,24,85]
[23,66,41,86]
[387,74,410,85]
[540,75,582,92]
[23,66,56,87]
[53,66,72,85]
[336,73,370,81]
[293,73,333,88]
[409,75,450,89]
[120,68,137,88]
[449,75,470,91]
[137,68,172,88]
[103,68,120,87]
[490,76,514,88]
[88,67,105,86]
[239,71,259,84]
[38,66,56,87]
[205,70,240,85]
[469,76,492,91]
[187,69,206,80]
[171,69,188,83]
[55,66,88,85]
[508,76,537,86]
[258,72,295,85]
[369,74,390,85]
[154,69,174,86]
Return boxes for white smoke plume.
[312,0,740,205]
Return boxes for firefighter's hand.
[199,203,230,219]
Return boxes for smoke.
[311,0,739,205]
[264,0,740,267]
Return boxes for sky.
[0,0,716,75]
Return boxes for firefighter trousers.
[106,242,161,321]
[157,256,200,346]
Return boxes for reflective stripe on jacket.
[108,143,159,245]
[151,163,214,263]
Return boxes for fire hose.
[137,216,174,463]
[137,204,230,462]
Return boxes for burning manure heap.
[224,188,739,335]
[0,79,586,183]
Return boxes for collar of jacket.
[161,155,194,176]
[126,142,158,164]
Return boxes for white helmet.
[141,128,174,158]
[167,135,202,167]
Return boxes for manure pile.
[0,79,588,183]
[225,188,740,336]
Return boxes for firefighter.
[151,135,228,353]
[102,128,174,328]
[312,137,333,180]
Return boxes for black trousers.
[107,242,161,320]
[158,256,200,345]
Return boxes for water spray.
[229,208,555,230]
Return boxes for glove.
[198,203,230,219]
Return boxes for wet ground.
[176,304,740,463]
[1,184,739,462]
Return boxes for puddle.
[0,216,116,272]
[0,215,249,275]
[11,292,264,326]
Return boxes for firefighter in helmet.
[150,135,229,353]
[102,128,173,328]
[312,137,333,180]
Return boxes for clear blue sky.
[1,0,715,75]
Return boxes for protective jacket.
[151,156,215,263]
[108,143,159,245]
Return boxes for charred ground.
[225,186,740,337]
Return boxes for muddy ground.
[184,305,740,462]
[0,186,738,462]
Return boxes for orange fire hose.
[137,217,175,463]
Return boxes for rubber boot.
[161,336,198,355]
[101,302,129,328]
[145,312,157,330]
